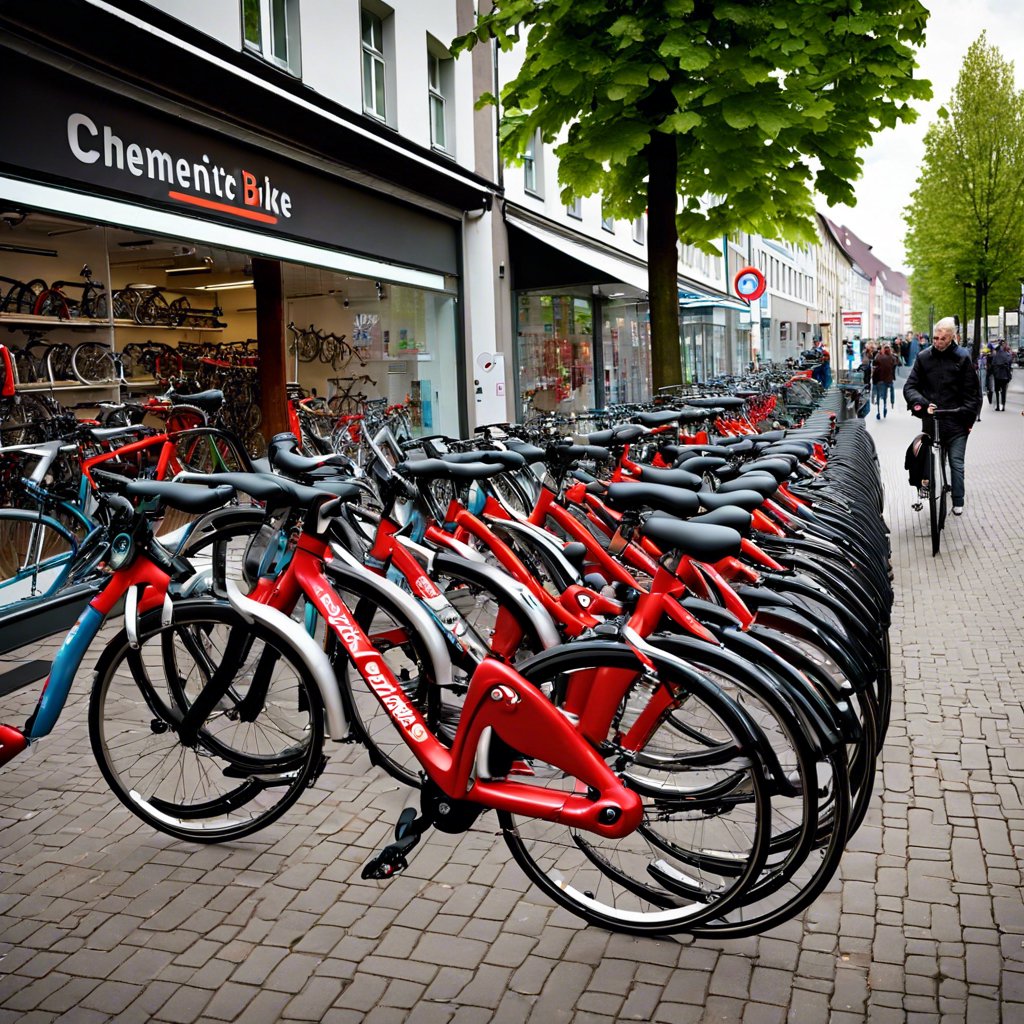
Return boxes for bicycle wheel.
[0,507,81,605]
[0,395,49,446]
[937,444,949,534]
[501,642,773,935]
[89,600,325,843]
[298,329,320,363]
[929,443,942,555]
[72,342,118,385]
[16,279,47,315]
[33,289,69,319]
[323,572,443,787]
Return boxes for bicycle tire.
[929,444,941,555]
[323,572,445,787]
[937,444,949,534]
[72,342,118,385]
[17,279,47,315]
[0,394,50,446]
[0,506,83,604]
[651,634,852,938]
[298,329,320,363]
[502,641,773,935]
[89,600,325,843]
[33,289,69,319]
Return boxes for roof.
[821,217,906,295]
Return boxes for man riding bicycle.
[903,317,981,516]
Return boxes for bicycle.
[910,405,954,556]
[0,274,47,315]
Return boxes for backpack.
[904,432,929,487]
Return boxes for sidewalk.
[2,382,1024,1023]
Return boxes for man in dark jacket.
[903,317,982,516]
[990,339,1014,411]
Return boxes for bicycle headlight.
[109,532,134,570]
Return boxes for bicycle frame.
[250,531,643,838]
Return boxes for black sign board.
[0,48,456,275]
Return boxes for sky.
[825,0,1024,274]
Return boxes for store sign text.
[66,113,292,224]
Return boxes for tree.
[454,0,930,390]
[905,33,1024,357]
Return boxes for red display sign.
[842,312,862,327]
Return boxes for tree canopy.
[905,33,1024,352]
[455,0,931,389]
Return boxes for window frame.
[632,215,645,245]
[601,204,615,233]
[566,196,583,220]
[362,9,388,123]
[523,130,543,197]
[242,0,301,76]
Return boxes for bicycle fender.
[327,542,456,693]
[225,581,349,742]
[431,549,561,651]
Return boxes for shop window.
[242,0,301,75]
[427,47,454,154]
[523,131,543,197]
[566,196,582,220]
[362,8,390,123]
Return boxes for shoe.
[953,505,964,516]
[876,413,880,420]
[884,408,888,418]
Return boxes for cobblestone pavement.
[2,376,1024,1023]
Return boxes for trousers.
[942,433,968,505]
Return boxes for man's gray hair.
[933,316,957,334]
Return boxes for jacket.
[991,349,1014,382]
[872,352,897,384]
[903,343,981,437]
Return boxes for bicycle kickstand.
[361,806,431,880]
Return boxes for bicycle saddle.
[586,423,647,446]
[738,457,797,482]
[96,471,234,515]
[687,396,746,410]
[638,517,742,562]
[268,433,352,478]
[630,409,683,429]
[717,474,779,499]
[678,407,716,423]
[686,506,753,538]
[398,458,505,482]
[604,482,700,518]
[168,388,223,413]
[669,443,741,461]
[696,489,765,513]
[632,465,702,490]
[441,449,526,470]
[504,440,547,464]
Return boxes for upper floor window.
[242,0,301,75]
[524,131,542,196]
[427,50,454,153]
[362,10,387,122]
[632,216,645,245]
[601,205,615,233]
[566,196,582,219]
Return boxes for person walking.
[903,316,982,516]
[990,339,1014,410]
[872,344,897,418]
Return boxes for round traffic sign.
[733,266,766,302]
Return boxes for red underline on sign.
[168,191,278,224]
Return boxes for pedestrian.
[900,332,912,371]
[859,343,874,401]
[977,347,990,419]
[990,338,1014,410]
[903,316,982,516]
[872,343,897,418]
[908,333,921,366]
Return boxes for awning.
[506,210,650,293]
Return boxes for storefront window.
[602,299,651,404]
[286,274,459,438]
[516,292,595,417]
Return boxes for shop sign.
[0,48,456,274]
[842,312,862,327]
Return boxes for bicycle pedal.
[360,832,421,881]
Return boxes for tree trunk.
[646,131,681,392]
